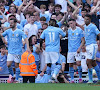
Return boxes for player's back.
[40,26,66,52]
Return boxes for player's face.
[84,17,91,25]
[68,21,76,29]
[9,20,16,28]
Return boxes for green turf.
[0,83,100,90]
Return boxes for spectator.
[54,4,62,14]
[55,0,67,12]
[0,45,9,74]
[45,3,55,19]
[24,13,38,38]
[20,11,31,28]
[7,5,20,23]
[39,4,50,22]
[42,23,48,30]
[37,29,43,43]
[29,35,40,70]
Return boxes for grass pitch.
[0,83,100,90]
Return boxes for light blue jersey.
[34,21,42,29]
[84,23,100,46]
[68,26,84,52]
[40,13,50,22]
[13,0,22,6]
[0,53,9,74]
[40,26,66,52]
[32,44,40,62]
[59,54,66,64]
[57,22,62,28]
[2,29,27,54]
[20,19,27,28]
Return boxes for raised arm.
[34,44,40,54]
[22,0,33,12]
[60,12,68,24]
[33,5,41,13]
[66,0,78,10]
[89,1,100,15]
[0,10,7,24]
[24,38,31,53]
[17,0,27,14]
[72,5,82,18]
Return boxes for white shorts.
[7,54,21,63]
[45,52,60,64]
[67,52,81,63]
[86,44,98,60]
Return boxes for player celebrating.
[0,18,30,83]
[84,14,100,84]
[40,19,66,81]
[67,18,85,83]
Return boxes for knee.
[76,61,81,66]
[15,63,19,68]
[7,63,11,68]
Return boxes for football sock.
[8,67,14,76]
[15,68,20,81]
[77,66,82,79]
[88,68,93,81]
[69,67,74,81]
[94,65,100,80]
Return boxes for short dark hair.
[42,23,48,26]
[40,16,46,21]
[81,8,88,12]
[55,4,62,9]
[28,35,37,46]
[9,14,16,18]
[10,18,17,23]
[56,12,64,16]
[30,13,35,17]
[68,18,76,22]
[83,3,91,9]
[85,14,92,19]
[49,19,57,26]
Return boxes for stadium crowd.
[0,0,100,84]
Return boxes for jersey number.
[48,32,55,42]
